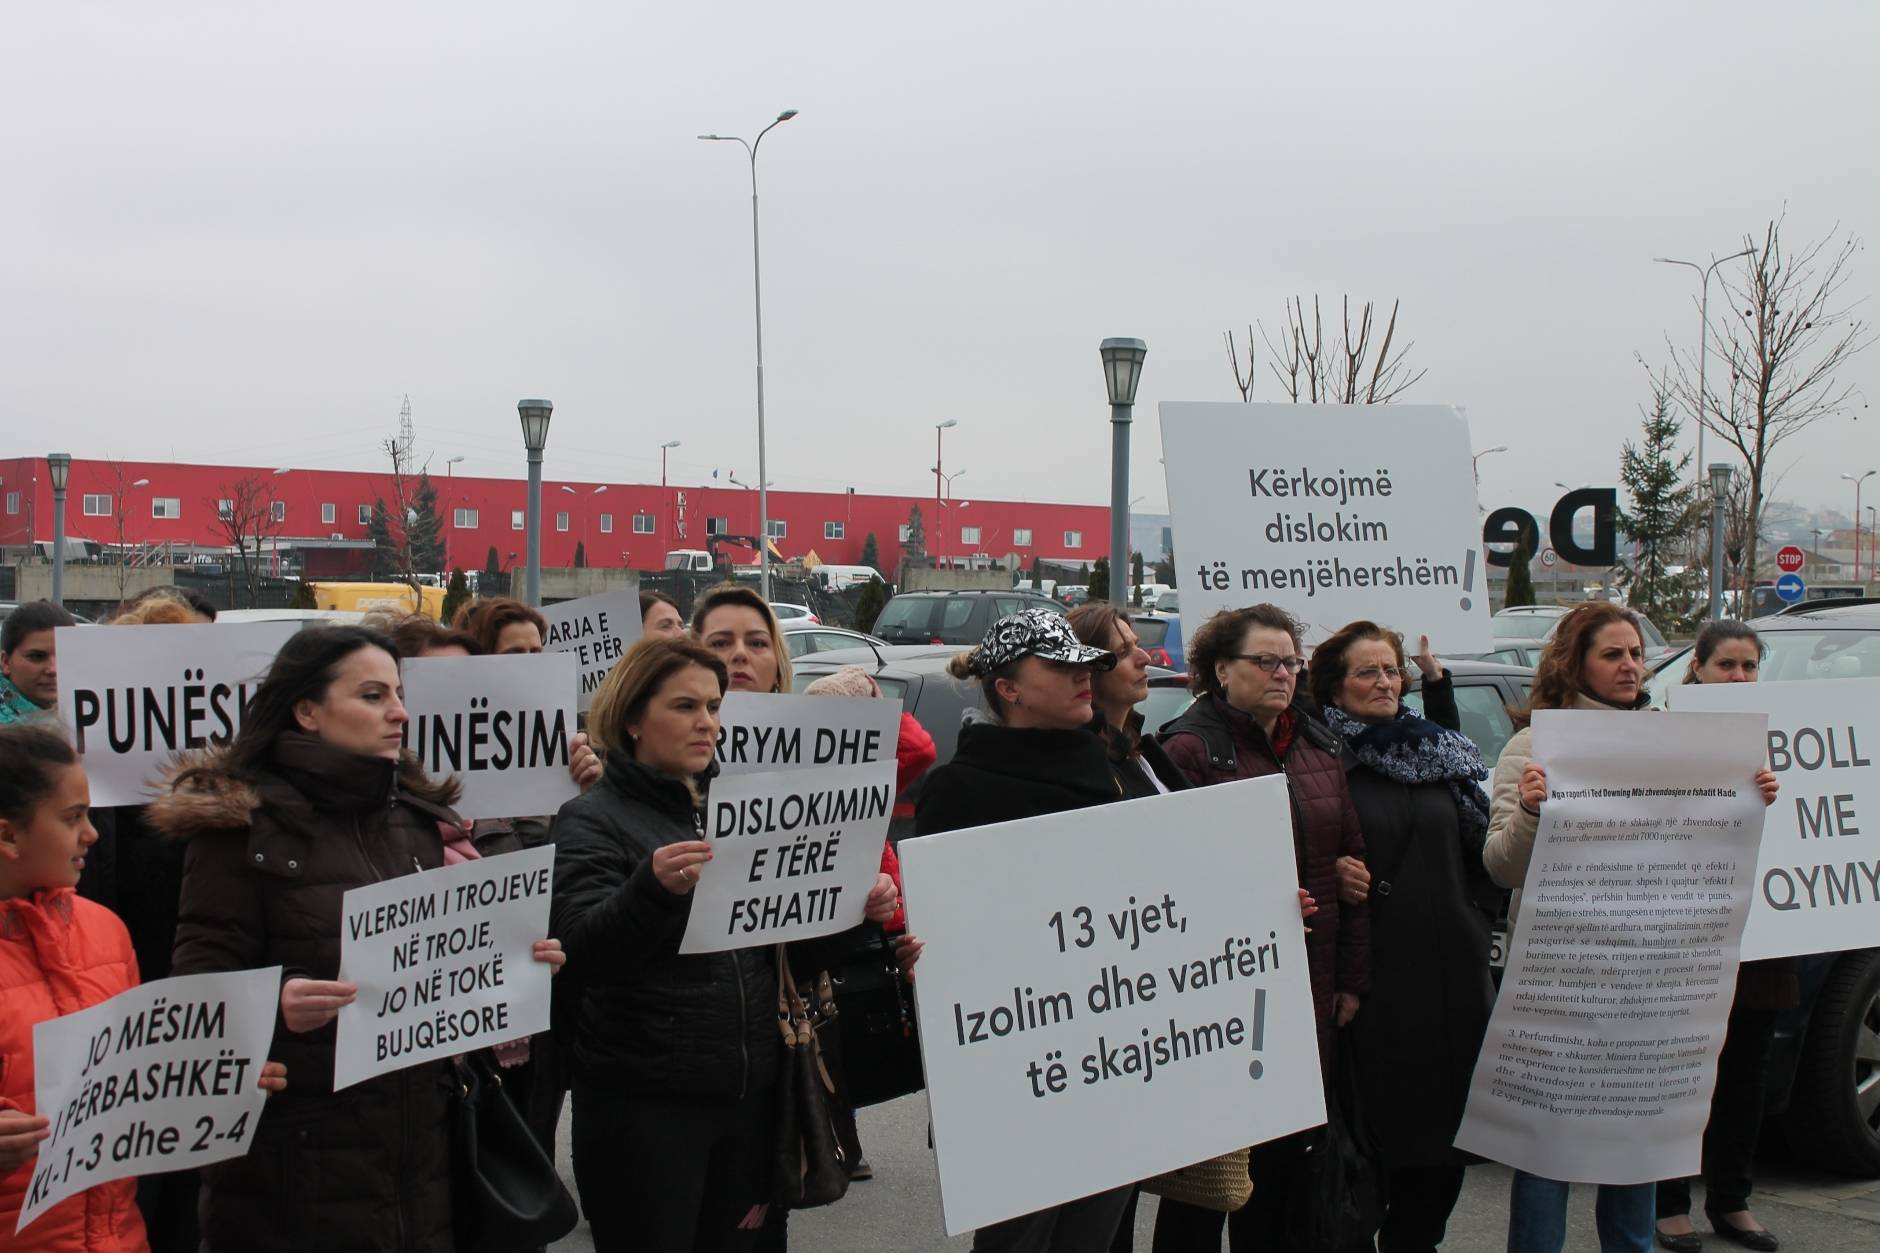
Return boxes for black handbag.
[1283,1037,1385,1252]
[822,926,923,1108]
[449,1051,579,1253]
[771,947,854,1209]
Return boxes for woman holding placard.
[1153,603,1367,1253]
[155,625,564,1253]
[551,637,900,1252]
[1485,603,1778,1253]
[0,724,288,1253]
[1656,620,1790,1253]
[914,607,1141,1253]
[1309,622,1497,1253]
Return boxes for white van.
[665,550,715,573]
[813,565,884,592]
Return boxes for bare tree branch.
[207,475,283,608]
[1235,294,1425,405]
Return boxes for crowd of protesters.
[0,585,1791,1253]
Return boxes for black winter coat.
[1336,675,1498,1167]
[913,716,1129,835]
[549,756,779,1100]
[153,734,463,1253]
[77,803,187,983]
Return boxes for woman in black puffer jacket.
[550,638,899,1253]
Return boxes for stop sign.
[1776,545,1806,573]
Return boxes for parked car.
[781,620,885,660]
[768,601,820,624]
[1150,590,1180,614]
[1646,600,1880,1174]
[1490,602,1674,659]
[1130,612,1185,673]
[869,590,1063,646]
[1058,585,1091,608]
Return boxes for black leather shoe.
[1656,1227,1704,1253]
[1706,1213,1778,1252]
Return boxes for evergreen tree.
[573,540,588,569]
[441,567,472,625]
[1088,557,1111,601]
[483,546,502,592]
[408,474,445,575]
[1131,550,1145,591]
[1617,382,1704,627]
[289,579,319,610]
[854,577,888,634]
[859,532,881,572]
[368,499,397,580]
[1503,541,1537,608]
[901,507,926,560]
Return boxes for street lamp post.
[933,419,957,569]
[1654,248,1754,484]
[1100,338,1148,605]
[47,453,71,607]
[1709,464,1733,620]
[660,440,681,488]
[1471,444,1508,490]
[518,400,553,606]
[1841,470,1875,582]
[1869,506,1878,589]
[700,108,798,601]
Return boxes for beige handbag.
[1139,1147,1254,1213]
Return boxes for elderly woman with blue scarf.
[1312,621,1500,1253]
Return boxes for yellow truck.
[309,582,447,618]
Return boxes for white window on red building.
[4,491,18,515]
[824,521,844,540]
[1063,530,1081,549]
[220,499,236,520]
[556,512,570,532]
[1013,528,1032,547]
[632,514,655,534]
[358,504,372,526]
[453,508,478,528]
[151,497,182,519]
[960,526,981,545]
[599,513,614,534]
[270,501,287,523]
[707,516,729,536]
[511,510,524,530]
[322,503,336,525]
[83,494,111,516]
[766,519,787,539]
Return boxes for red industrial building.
[0,455,1110,578]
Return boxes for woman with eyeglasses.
[1309,622,1498,1253]
[1152,604,1369,1252]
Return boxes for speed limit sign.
[1540,547,1558,568]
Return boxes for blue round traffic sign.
[1776,573,1806,604]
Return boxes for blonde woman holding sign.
[550,637,899,1252]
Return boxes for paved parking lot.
[549,1093,1880,1251]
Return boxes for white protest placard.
[681,758,897,954]
[333,845,554,1091]
[899,777,1324,1236]
[19,967,281,1234]
[1455,710,1768,1184]
[57,621,299,806]
[1158,401,1492,651]
[1671,678,1880,960]
[542,589,644,711]
[717,691,901,776]
[401,653,579,820]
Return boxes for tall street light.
[1654,248,1754,484]
[1709,463,1733,620]
[933,420,958,570]
[1100,338,1148,605]
[700,107,798,601]
[1869,506,1878,589]
[1472,444,1508,489]
[518,399,553,606]
[1842,470,1875,582]
[47,453,71,607]
[660,440,681,488]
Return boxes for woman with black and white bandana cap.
[910,608,1139,1253]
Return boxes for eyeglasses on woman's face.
[1230,653,1305,675]
[1349,664,1406,684]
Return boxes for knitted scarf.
[1321,703,1491,842]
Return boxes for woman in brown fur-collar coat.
[149,626,561,1253]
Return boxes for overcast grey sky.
[6,2,1875,517]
